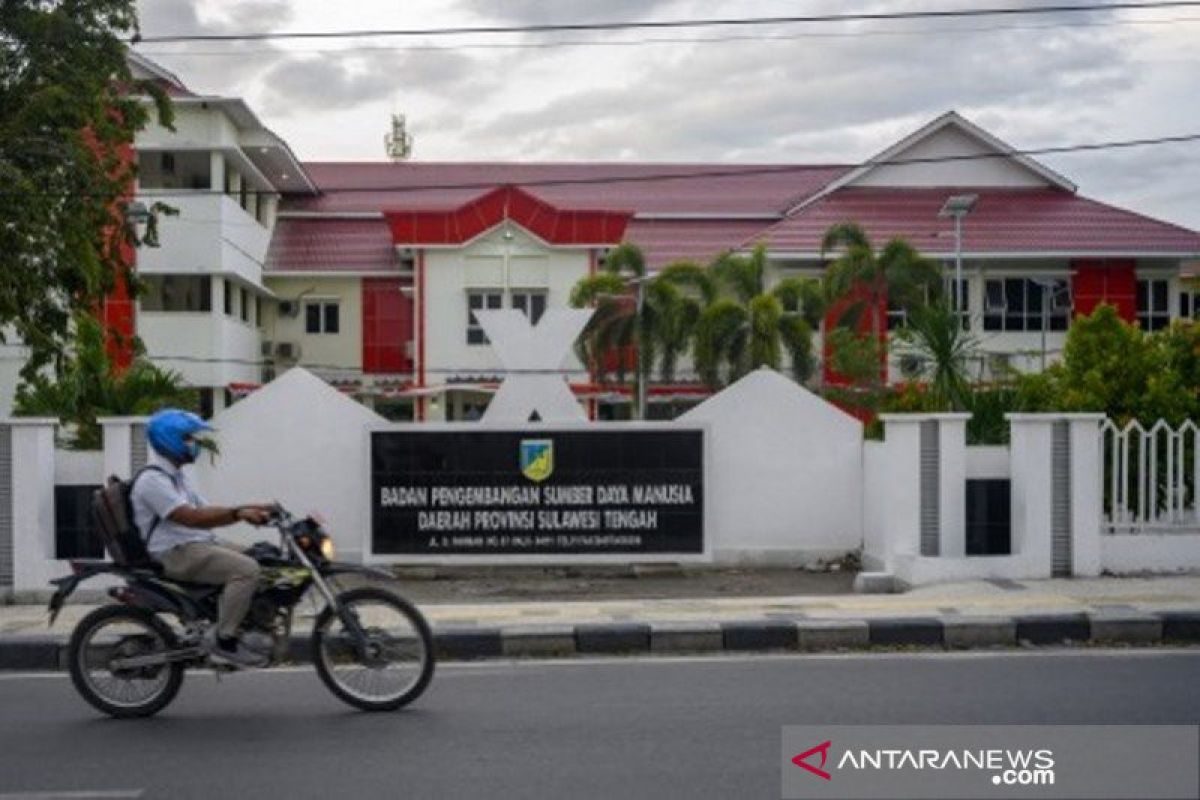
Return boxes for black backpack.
[91,466,169,567]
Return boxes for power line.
[133,14,1200,56]
[128,2,1200,44]
[9,131,1192,201]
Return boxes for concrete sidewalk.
[3,575,1199,667]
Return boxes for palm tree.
[820,222,942,379]
[893,299,979,410]
[14,314,197,448]
[570,242,702,416]
[690,244,825,388]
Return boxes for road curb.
[3,612,1198,670]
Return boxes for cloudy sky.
[133,0,1200,229]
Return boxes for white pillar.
[1069,415,1106,577]
[1006,413,1104,578]
[7,419,57,593]
[877,413,969,563]
[99,416,150,479]
[209,151,225,192]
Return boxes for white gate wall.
[681,369,864,565]
[5,368,1200,597]
[191,368,384,563]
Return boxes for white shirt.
[130,458,216,558]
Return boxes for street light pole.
[954,212,963,313]
[939,195,977,324]
[635,277,647,421]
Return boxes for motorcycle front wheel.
[312,587,435,712]
[67,604,185,718]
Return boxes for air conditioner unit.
[278,300,300,317]
[275,342,301,360]
[260,340,274,358]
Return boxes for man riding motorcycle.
[131,408,274,667]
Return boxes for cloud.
[457,17,1135,162]
[454,0,682,25]
[134,0,297,95]
[257,49,482,115]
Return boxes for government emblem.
[519,439,554,482]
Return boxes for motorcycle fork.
[286,540,373,654]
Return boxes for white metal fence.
[1102,419,1200,533]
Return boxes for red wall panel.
[362,278,413,374]
[1071,258,1137,322]
[822,284,888,387]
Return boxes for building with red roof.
[7,53,1192,421]
[258,110,1199,420]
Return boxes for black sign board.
[372,428,704,555]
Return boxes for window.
[139,275,212,312]
[1137,278,1170,331]
[511,290,548,325]
[137,150,211,191]
[1181,289,1197,321]
[223,279,233,316]
[240,287,250,323]
[886,278,967,331]
[305,300,340,334]
[467,291,503,345]
[256,296,264,328]
[983,278,1069,332]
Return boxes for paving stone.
[0,636,59,670]
[434,629,503,660]
[942,617,1016,648]
[1015,614,1091,645]
[868,617,943,647]
[501,626,576,658]
[722,620,798,651]
[1158,610,1200,642]
[796,619,869,651]
[1088,612,1162,643]
[575,624,651,654]
[650,622,723,653]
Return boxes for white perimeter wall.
[681,368,864,565]
[190,368,384,562]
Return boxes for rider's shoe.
[203,629,268,668]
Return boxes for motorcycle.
[47,506,435,717]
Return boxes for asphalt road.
[1,650,1198,800]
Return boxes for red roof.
[265,218,397,273]
[285,162,850,215]
[625,218,779,266]
[385,185,632,246]
[753,187,1200,255]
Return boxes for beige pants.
[159,540,261,639]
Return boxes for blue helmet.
[146,409,213,463]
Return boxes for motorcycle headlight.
[319,536,336,561]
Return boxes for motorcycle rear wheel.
[67,604,185,719]
[312,587,435,712]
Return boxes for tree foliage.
[690,244,824,387]
[893,299,980,411]
[820,221,942,342]
[1,0,171,379]
[14,314,195,449]
[571,243,698,386]
[1013,304,1198,425]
